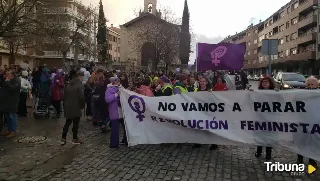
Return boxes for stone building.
[120,0,180,70]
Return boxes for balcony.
[43,51,74,58]
[298,15,316,29]
[298,0,317,12]
[297,32,316,45]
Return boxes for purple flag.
[196,42,246,71]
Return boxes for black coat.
[0,77,21,112]
[93,82,109,119]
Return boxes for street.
[0,84,319,181]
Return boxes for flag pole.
[195,43,198,72]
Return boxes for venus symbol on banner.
[128,95,146,122]
[211,46,227,66]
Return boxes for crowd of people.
[0,64,318,168]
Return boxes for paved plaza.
[0,81,319,181]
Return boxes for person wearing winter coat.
[137,78,154,97]
[213,77,228,91]
[105,77,127,148]
[92,74,109,133]
[1,70,21,138]
[296,76,318,168]
[50,71,65,118]
[18,71,32,117]
[61,71,85,145]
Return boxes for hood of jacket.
[107,84,119,93]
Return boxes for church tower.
[144,0,157,15]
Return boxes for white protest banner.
[120,88,320,161]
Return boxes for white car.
[253,75,259,81]
[247,75,252,80]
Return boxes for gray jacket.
[63,77,85,119]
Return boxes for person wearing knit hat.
[154,76,173,96]
[18,70,32,117]
[173,75,189,95]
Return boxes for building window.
[286,49,290,56]
[247,41,251,46]
[292,2,299,10]
[290,48,297,55]
[247,51,250,55]
[279,38,284,45]
[291,17,298,25]
[247,32,250,36]
[254,39,257,44]
[291,32,298,40]
[287,7,290,13]
[265,22,269,28]
[286,35,290,42]
[279,51,284,58]
[108,44,112,50]
[259,35,264,42]
[255,29,258,33]
[279,24,285,31]
[269,31,273,37]
[280,11,285,18]
[286,21,290,29]
[254,49,257,54]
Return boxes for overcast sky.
[83,0,290,64]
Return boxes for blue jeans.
[4,113,17,132]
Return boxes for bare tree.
[128,6,181,72]
[0,0,40,64]
[34,2,97,66]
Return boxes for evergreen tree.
[96,0,107,62]
[179,0,191,65]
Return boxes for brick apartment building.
[222,0,320,76]
[0,0,98,69]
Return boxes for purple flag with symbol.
[196,42,246,71]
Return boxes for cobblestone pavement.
[0,113,103,181]
[27,144,320,181]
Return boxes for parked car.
[274,72,306,89]
[247,75,253,80]
[253,75,259,81]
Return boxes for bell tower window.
[148,4,152,13]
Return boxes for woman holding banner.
[192,77,218,150]
[250,76,278,160]
[296,76,318,168]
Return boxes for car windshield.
[282,73,305,82]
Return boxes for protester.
[213,77,228,91]
[250,76,278,160]
[154,76,173,96]
[137,78,154,97]
[1,70,21,138]
[296,76,318,168]
[187,76,197,92]
[18,71,32,117]
[50,69,64,119]
[105,77,127,148]
[93,74,109,132]
[84,76,94,120]
[61,71,85,145]
[192,77,218,150]
[174,75,188,94]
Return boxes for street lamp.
[313,0,320,60]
